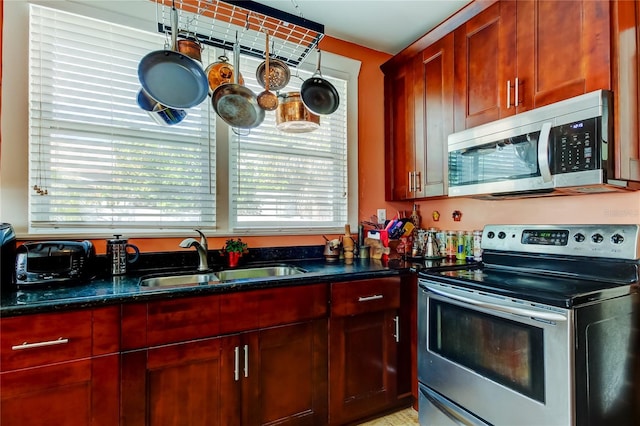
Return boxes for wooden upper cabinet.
[415,33,454,197]
[612,0,640,183]
[517,0,610,109]
[384,61,415,201]
[454,0,611,131]
[454,2,515,130]
[384,33,453,201]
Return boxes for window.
[7,2,357,236]
[231,55,348,231]
[28,4,216,231]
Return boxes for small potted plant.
[221,238,248,268]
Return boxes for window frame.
[0,0,360,238]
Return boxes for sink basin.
[139,265,306,289]
[139,273,221,288]
[215,265,307,282]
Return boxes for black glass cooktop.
[419,255,639,308]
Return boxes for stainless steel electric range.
[418,224,640,426]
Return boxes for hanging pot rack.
[153,0,324,67]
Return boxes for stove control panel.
[482,224,640,260]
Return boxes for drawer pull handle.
[358,294,383,302]
[12,337,69,350]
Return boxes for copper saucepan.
[275,92,320,133]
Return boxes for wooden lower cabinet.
[329,310,399,425]
[1,354,119,426]
[0,307,120,426]
[121,319,328,426]
[328,277,407,425]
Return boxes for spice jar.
[456,231,466,261]
[445,231,457,260]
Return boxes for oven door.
[418,280,574,426]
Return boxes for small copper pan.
[276,92,320,133]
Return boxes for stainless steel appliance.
[447,90,632,198]
[1,223,16,287]
[418,224,640,425]
[15,241,94,286]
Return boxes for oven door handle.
[427,287,567,322]
[422,386,487,426]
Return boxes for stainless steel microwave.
[447,90,631,198]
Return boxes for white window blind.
[28,5,216,231]
[230,55,348,230]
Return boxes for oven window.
[429,299,545,403]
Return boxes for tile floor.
[357,407,419,425]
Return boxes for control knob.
[591,233,604,243]
[498,232,506,239]
[611,234,624,244]
[574,233,585,242]
[487,231,495,239]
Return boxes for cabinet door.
[329,310,398,425]
[415,33,454,197]
[613,0,640,183]
[246,320,328,426]
[516,0,611,109]
[1,355,119,426]
[121,338,226,426]
[385,61,416,201]
[454,1,516,130]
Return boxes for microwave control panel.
[551,117,600,174]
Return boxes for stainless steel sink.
[215,265,306,282]
[139,265,306,288]
[139,273,221,288]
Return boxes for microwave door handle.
[427,286,567,322]
[537,122,553,183]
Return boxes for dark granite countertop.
[0,258,408,317]
[1,243,476,317]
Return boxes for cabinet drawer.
[330,277,401,317]
[122,296,220,350]
[259,283,328,327]
[1,310,93,371]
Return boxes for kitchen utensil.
[300,49,339,115]
[275,92,320,133]
[255,41,290,91]
[257,32,279,111]
[204,55,244,93]
[107,235,140,276]
[212,38,265,129]
[324,238,342,262]
[137,4,208,109]
[176,32,203,63]
[137,88,187,126]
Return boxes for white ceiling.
[253,0,472,55]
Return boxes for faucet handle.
[194,229,208,250]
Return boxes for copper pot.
[204,55,244,93]
[176,35,203,63]
[275,92,320,133]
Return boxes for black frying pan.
[300,50,339,115]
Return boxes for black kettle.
[0,223,16,287]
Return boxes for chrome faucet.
[179,229,209,271]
